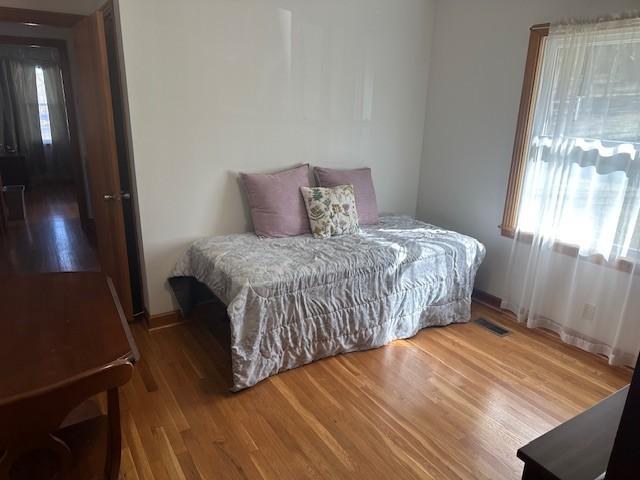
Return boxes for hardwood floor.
[0,183,99,275]
[118,303,631,480]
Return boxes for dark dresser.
[0,153,29,189]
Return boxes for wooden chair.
[0,360,133,480]
[0,273,138,480]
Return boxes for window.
[502,22,640,262]
[34,66,52,145]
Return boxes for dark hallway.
[0,183,98,274]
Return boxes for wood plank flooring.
[0,183,99,275]
[118,303,631,480]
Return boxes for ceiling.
[0,0,105,16]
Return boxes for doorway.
[0,30,96,274]
[0,4,143,321]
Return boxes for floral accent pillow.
[300,185,360,239]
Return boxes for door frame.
[0,7,84,28]
[0,5,144,321]
[0,34,90,231]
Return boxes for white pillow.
[300,184,360,239]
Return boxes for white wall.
[118,0,436,315]
[417,0,640,298]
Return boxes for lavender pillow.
[314,167,379,224]
[240,164,311,237]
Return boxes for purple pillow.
[314,167,379,224]
[240,164,311,237]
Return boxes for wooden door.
[72,12,133,321]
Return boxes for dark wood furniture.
[517,386,629,480]
[0,272,138,480]
[605,356,640,478]
[0,154,29,190]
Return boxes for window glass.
[514,27,640,260]
[35,66,52,145]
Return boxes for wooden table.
[0,272,139,480]
[517,387,629,480]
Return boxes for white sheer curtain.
[502,16,640,366]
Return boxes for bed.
[169,215,485,391]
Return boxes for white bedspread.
[170,215,485,390]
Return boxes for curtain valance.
[531,136,640,177]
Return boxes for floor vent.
[474,318,510,336]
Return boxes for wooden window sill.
[498,225,638,275]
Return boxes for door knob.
[104,192,131,201]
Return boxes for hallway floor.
[0,183,99,275]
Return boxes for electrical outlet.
[582,303,596,321]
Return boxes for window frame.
[501,23,549,239]
[500,23,639,275]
